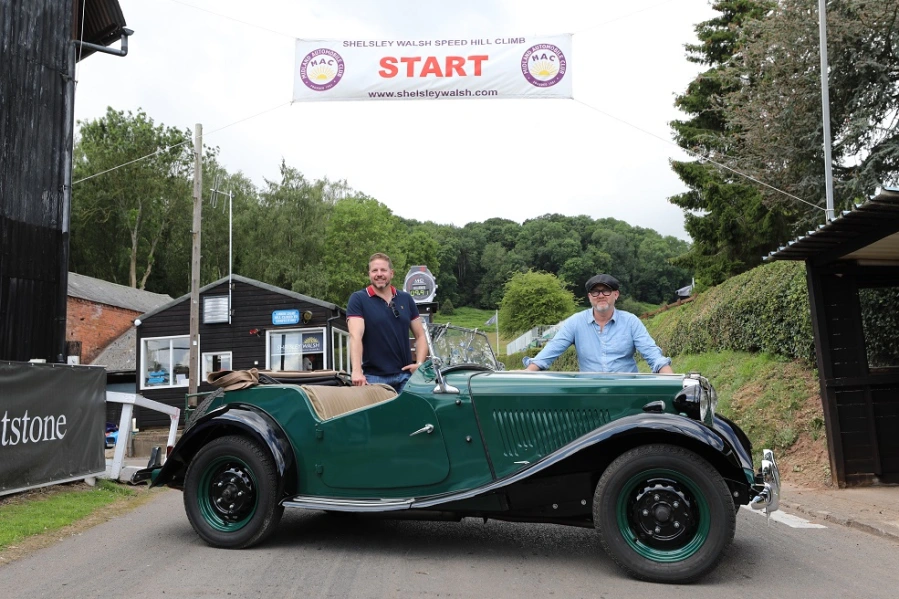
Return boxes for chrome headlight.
[677,374,716,426]
[699,379,717,425]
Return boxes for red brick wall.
[66,298,139,363]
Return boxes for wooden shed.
[767,187,899,486]
[134,275,348,427]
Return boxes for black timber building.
[134,275,348,428]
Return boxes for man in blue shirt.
[523,274,673,374]
[347,253,427,393]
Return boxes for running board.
[282,495,414,512]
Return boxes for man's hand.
[351,370,367,386]
[402,362,421,373]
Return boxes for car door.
[316,392,451,489]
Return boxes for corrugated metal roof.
[765,187,899,263]
[75,0,127,61]
[90,327,135,370]
[68,272,172,313]
[138,274,345,321]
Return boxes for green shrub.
[440,298,455,315]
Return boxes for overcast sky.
[73,0,718,240]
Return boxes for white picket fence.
[505,322,563,355]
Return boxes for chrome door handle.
[409,424,434,436]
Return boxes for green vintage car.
[134,324,780,584]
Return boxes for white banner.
[293,34,572,102]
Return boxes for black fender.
[414,412,748,509]
[151,403,297,495]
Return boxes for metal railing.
[105,392,180,481]
[505,322,563,355]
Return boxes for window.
[860,286,899,370]
[141,336,190,389]
[202,351,232,381]
[203,295,230,324]
[267,328,326,372]
[332,328,349,372]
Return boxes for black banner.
[1,361,106,496]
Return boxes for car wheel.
[183,435,284,548]
[594,444,736,584]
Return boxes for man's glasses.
[388,300,400,318]
[588,288,615,297]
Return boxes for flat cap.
[585,274,620,292]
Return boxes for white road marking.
[740,505,827,528]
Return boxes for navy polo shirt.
[347,285,421,377]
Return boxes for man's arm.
[630,316,673,373]
[348,317,366,385]
[403,317,427,373]
[523,316,576,371]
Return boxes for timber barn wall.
[0,0,74,362]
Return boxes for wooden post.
[189,124,202,396]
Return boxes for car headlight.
[677,374,717,426]
[699,380,717,425]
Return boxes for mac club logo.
[299,48,346,92]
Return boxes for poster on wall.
[293,33,572,102]
[0,362,106,496]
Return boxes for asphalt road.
[4,489,899,598]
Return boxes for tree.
[728,0,899,228]
[235,162,334,296]
[321,196,406,305]
[72,108,193,291]
[499,271,576,336]
[668,1,795,287]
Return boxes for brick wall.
[66,298,139,363]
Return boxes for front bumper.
[749,448,781,513]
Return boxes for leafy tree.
[515,215,582,274]
[499,271,576,336]
[479,242,526,308]
[235,162,333,296]
[322,196,406,305]
[72,108,193,291]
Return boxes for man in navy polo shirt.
[347,252,427,393]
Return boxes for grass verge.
[0,479,161,564]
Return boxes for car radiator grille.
[491,408,611,457]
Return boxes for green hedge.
[646,261,816,362]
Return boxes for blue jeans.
[365,372,411,394]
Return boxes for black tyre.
[183,435,284,548]
[594,444,736,584]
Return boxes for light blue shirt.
[523,308,671,373]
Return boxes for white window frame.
[201,350,233,381]
[331,327,350,372]
[265,327,327,371]
[140,334,192,390]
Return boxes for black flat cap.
[585,274,620,292]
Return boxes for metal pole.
[57,42,77,363]
[818,0,835,221]
[229,189,233,324]
[189,124,202,396]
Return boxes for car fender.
[151,404,296,494]
[414,412,745,509]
